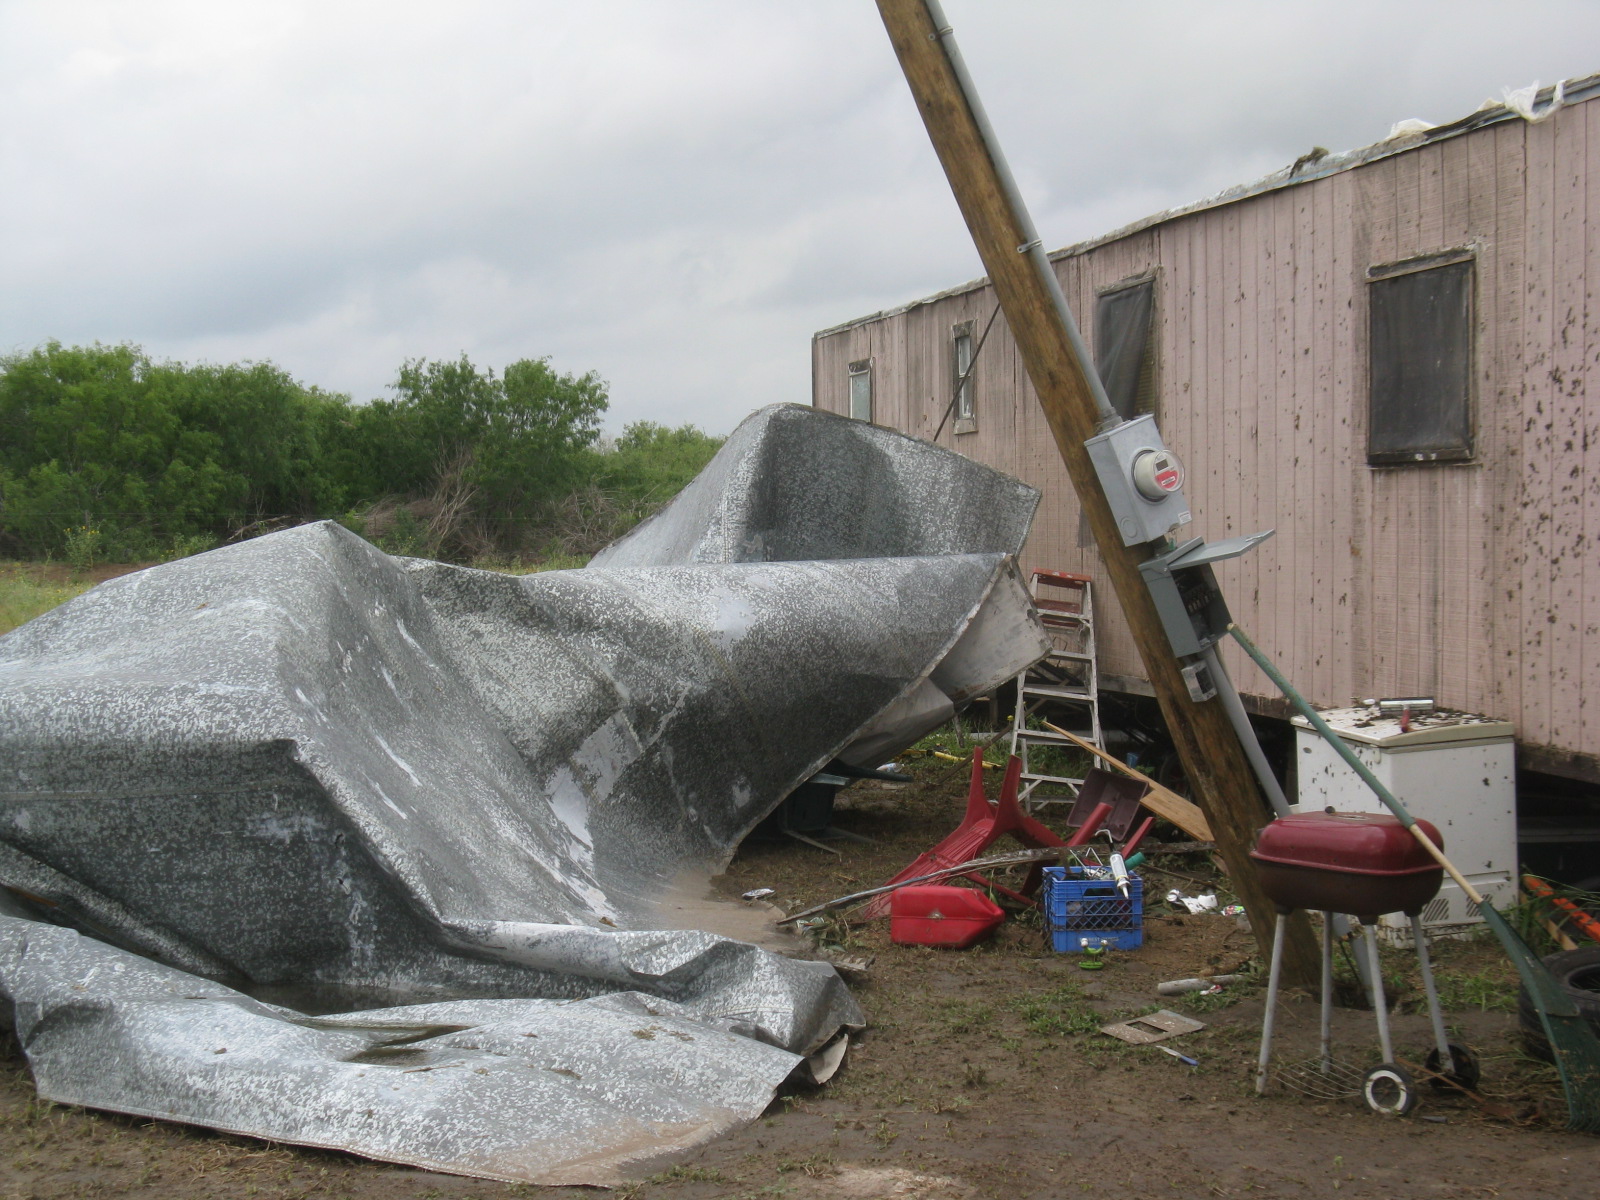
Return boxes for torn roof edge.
[814,72,1600,339]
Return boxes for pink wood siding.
[812,93,1600,777]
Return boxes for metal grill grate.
[1275,1056,1365,1100]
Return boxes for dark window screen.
[1368,260,1473,463]
[1095,280,1156,420]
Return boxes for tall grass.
[0,568,93,637]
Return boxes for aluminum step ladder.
[1010,570,1102,810]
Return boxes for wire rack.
[1060,847,1109,876]
[1274,1056,1365,1099]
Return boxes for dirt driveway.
[4,757,1598,1199]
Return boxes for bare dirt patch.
[3,756,1597,1199]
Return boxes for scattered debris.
[820,957,874,984]
[859,752,1069,919]
[1042,722,1214,841]
[1101,1010,1206,1045]
[1157,975,1242,996]
[1044,864,1144,951]
[1166,890,1220,914]
[775,846,1069,926]
[889,885,1005,949]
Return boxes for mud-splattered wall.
[813,79,1600,782]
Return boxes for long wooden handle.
[1042,721,1213,842]
[1405,823,1485,906]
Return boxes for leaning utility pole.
[876,0,1317,985]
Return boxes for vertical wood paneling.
[808,95,1595,767]
[1236,194,1264,641]
[1314,172,1347,702]
[1441,134,1493,716]
[1221,205,1243,545]
[1489,121,1529,729]
[1523,115,1558,747]
[1284,183,1314,694]
[1586,98,1600,758]
[1548,104,1589,749]
[1264,190,1299,693]
[1352,157,1393,696]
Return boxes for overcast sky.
[3,1,1597,435]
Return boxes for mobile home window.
[952,321,975,428]
[1367,258,1473,464]
[847,359,872,422]
[1094,276,1157,420]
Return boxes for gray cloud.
[3,1,1596,431]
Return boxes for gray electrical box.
[1085,414,1192,547]
[1138,530,1275,658]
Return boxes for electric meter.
[1131,448,1184,500]
[1084,414,1192,546]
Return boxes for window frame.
[847,358,873,423]
[1365,250,1476,467]
[951,320,976,433]
[1093,270,1160,422]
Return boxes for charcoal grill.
[1251,810,1479,1116]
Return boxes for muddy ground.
[3,752,1598,1199]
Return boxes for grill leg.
[1411,913,1454,1075]
[1362,922,1395,1064]
[1255,911,1288,1096]
[1320,910,1335,1073]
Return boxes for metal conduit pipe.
[922,0,1119,428]
[1200,643,1375,1000]
[1200,645,1291,818]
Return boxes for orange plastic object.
[1524,875,1600,945]
[890,885,1006,948]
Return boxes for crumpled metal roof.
[0,403,1047,1183]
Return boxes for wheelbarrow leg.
[1320,910,1335,1073]
[1362,921,1395,1064]
[1411,913,1455,1076]
[1255,911,1288,1095]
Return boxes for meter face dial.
[1130,448,1185,501]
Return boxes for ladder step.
[1018,571,1099,816]
[1014,728,1094,743]
[1021,683,1096,700]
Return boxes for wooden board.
[1043,721,1214,842]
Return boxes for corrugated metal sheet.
[0,405,1049,1182]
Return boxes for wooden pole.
[874,0,1318,985]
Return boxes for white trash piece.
[1502,80,1565,122]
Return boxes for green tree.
[0,342,240,558]
[0,341,357,559]
[360,354,609,557]
[593,421,723,510]
[0,342,638,565]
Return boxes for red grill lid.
[1251,810,1444,877]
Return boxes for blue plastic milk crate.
[1042,865,1144,951]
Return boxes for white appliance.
[1292,707,1517,944]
